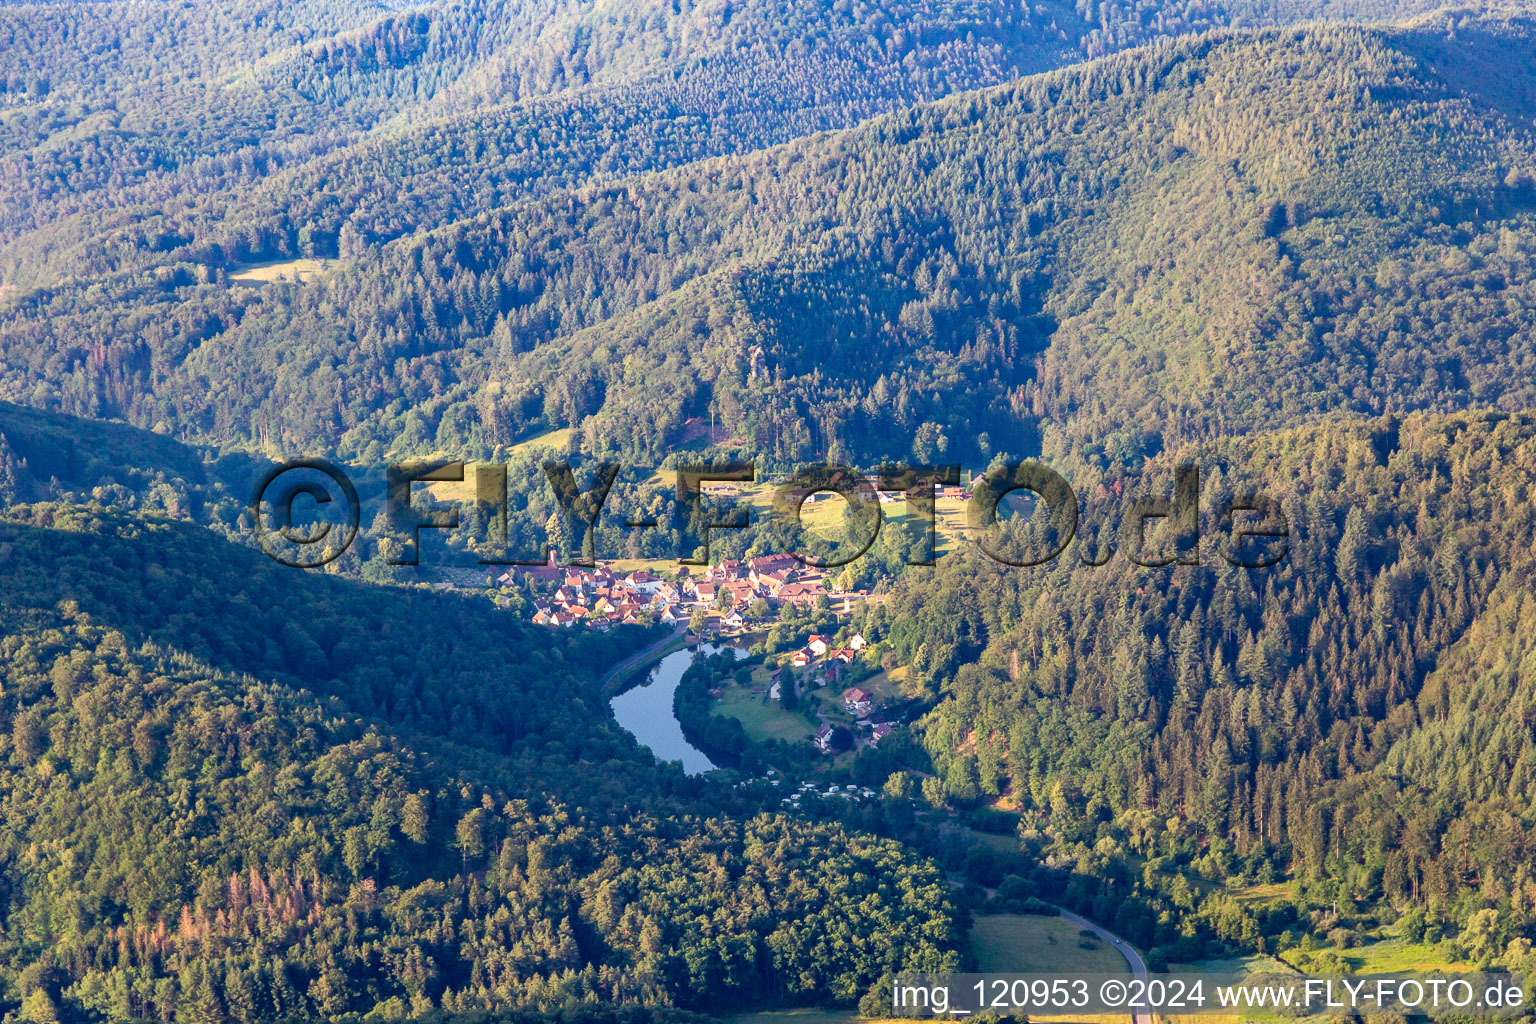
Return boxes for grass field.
[797,495,975,555]
[789,668,900,730]
[229,257,332,286]
[722,916,1135,1024]
[854,669,903,702]
[1229,881,1295,905]
[674,479,978,557]
[969,914,1131,974]
[806,684,854,722]
[607,557,685,574]
[713,672,815,744]
[506,426,575,458]
[1282,937,1471,974]
[508,466,984,562]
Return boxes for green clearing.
[969,914,1131,974]
[713,674,815,744]
[854,669,902,702]
[1282,937,1471,974]
[1230,880,1296,905]
[799,495,973,556]
[505,426,575,458]
[626,480,976,560]
[607,557,683,575]
[806,684,855,724]
[228,257,332,286]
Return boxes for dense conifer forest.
[8,0,1536,1019]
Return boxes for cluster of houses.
[796,474,971,507]
[705,628,894,756]
[766,631,866,699]
[772,631,899,755]
[812,718,894,753]
[788,631,865,670]
[519,563,665,628]
[696,552,839,609]
[879,483,969,504]
[512,552,848,629]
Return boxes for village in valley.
[506,473,978,633]
[503,550,905,758]
[510,550,855,631]
[446,474,987,765]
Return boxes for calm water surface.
[609,642,743,774]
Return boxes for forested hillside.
[0,0,1464,288]
[0,503,959,1020]
[873,408,1536,952]
[7,7,1535,466]
[10,0,1536,1004]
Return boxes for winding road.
[1055,906,1153,1024]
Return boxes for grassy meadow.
[228,257,333,286]
[969,914,1131,974]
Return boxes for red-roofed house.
[842,687,873,715]
[626,569,663,594]
[774,582,823,608]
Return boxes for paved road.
[1055,907,1152,1024]
[597,623,689,693]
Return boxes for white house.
[626,569,664,595]
[842,687,873,715]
